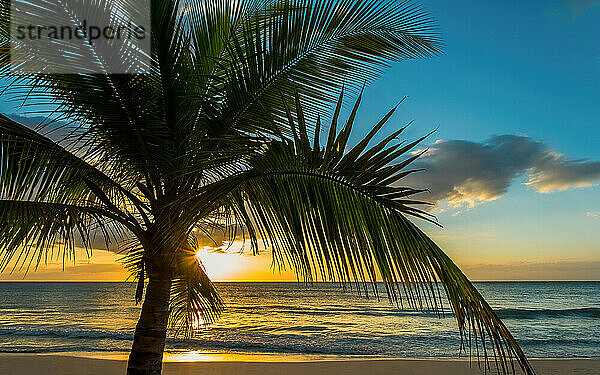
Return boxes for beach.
[0,355,599,375]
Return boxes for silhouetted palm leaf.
[0,1,534,374]
[225,92,533,374]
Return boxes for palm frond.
[206,0,442,135]
[1,1,172,190]
[0,115,130,201]
[0,114,150,228]
[2,0,442,200]
[0,2,532,373]
[169,240,224,337]
[0,114,151,271]
[0,199,124,273]
[224,91,533,374]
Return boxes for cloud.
[402,135,600,207]
[587,211,600,218]
[549,0,600,20]
[525,150,600,192]
[564,0,600,19]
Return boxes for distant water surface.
[0,282,598,359]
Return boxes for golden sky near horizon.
[2,232,599,282]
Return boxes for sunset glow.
[195,246,247,281]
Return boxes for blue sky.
[1,0,598,280]
[348,0,600,277]
[359,0,599,155]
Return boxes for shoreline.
[1,353,599,375]
[5,350,600,362]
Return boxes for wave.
[0,327,132,341]
[495,307,600,319]
[1,325,600,358]
[519,338,600,346]
[0,326,454,356]
[231,305,600,320]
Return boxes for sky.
[1,0,599,281]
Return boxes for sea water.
[0,282,598,359]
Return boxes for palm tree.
[0,0,535,374]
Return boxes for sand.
[0,354,599,375]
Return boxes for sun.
[194,245,246,281]
[193,243,297,282]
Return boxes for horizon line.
[1,280,599,283]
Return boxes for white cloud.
[401,135,600,208]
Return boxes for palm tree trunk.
[127,273,172,375]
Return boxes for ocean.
[0,282,598,359]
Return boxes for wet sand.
[0,354,599,375]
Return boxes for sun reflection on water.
[163,351,349,362]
